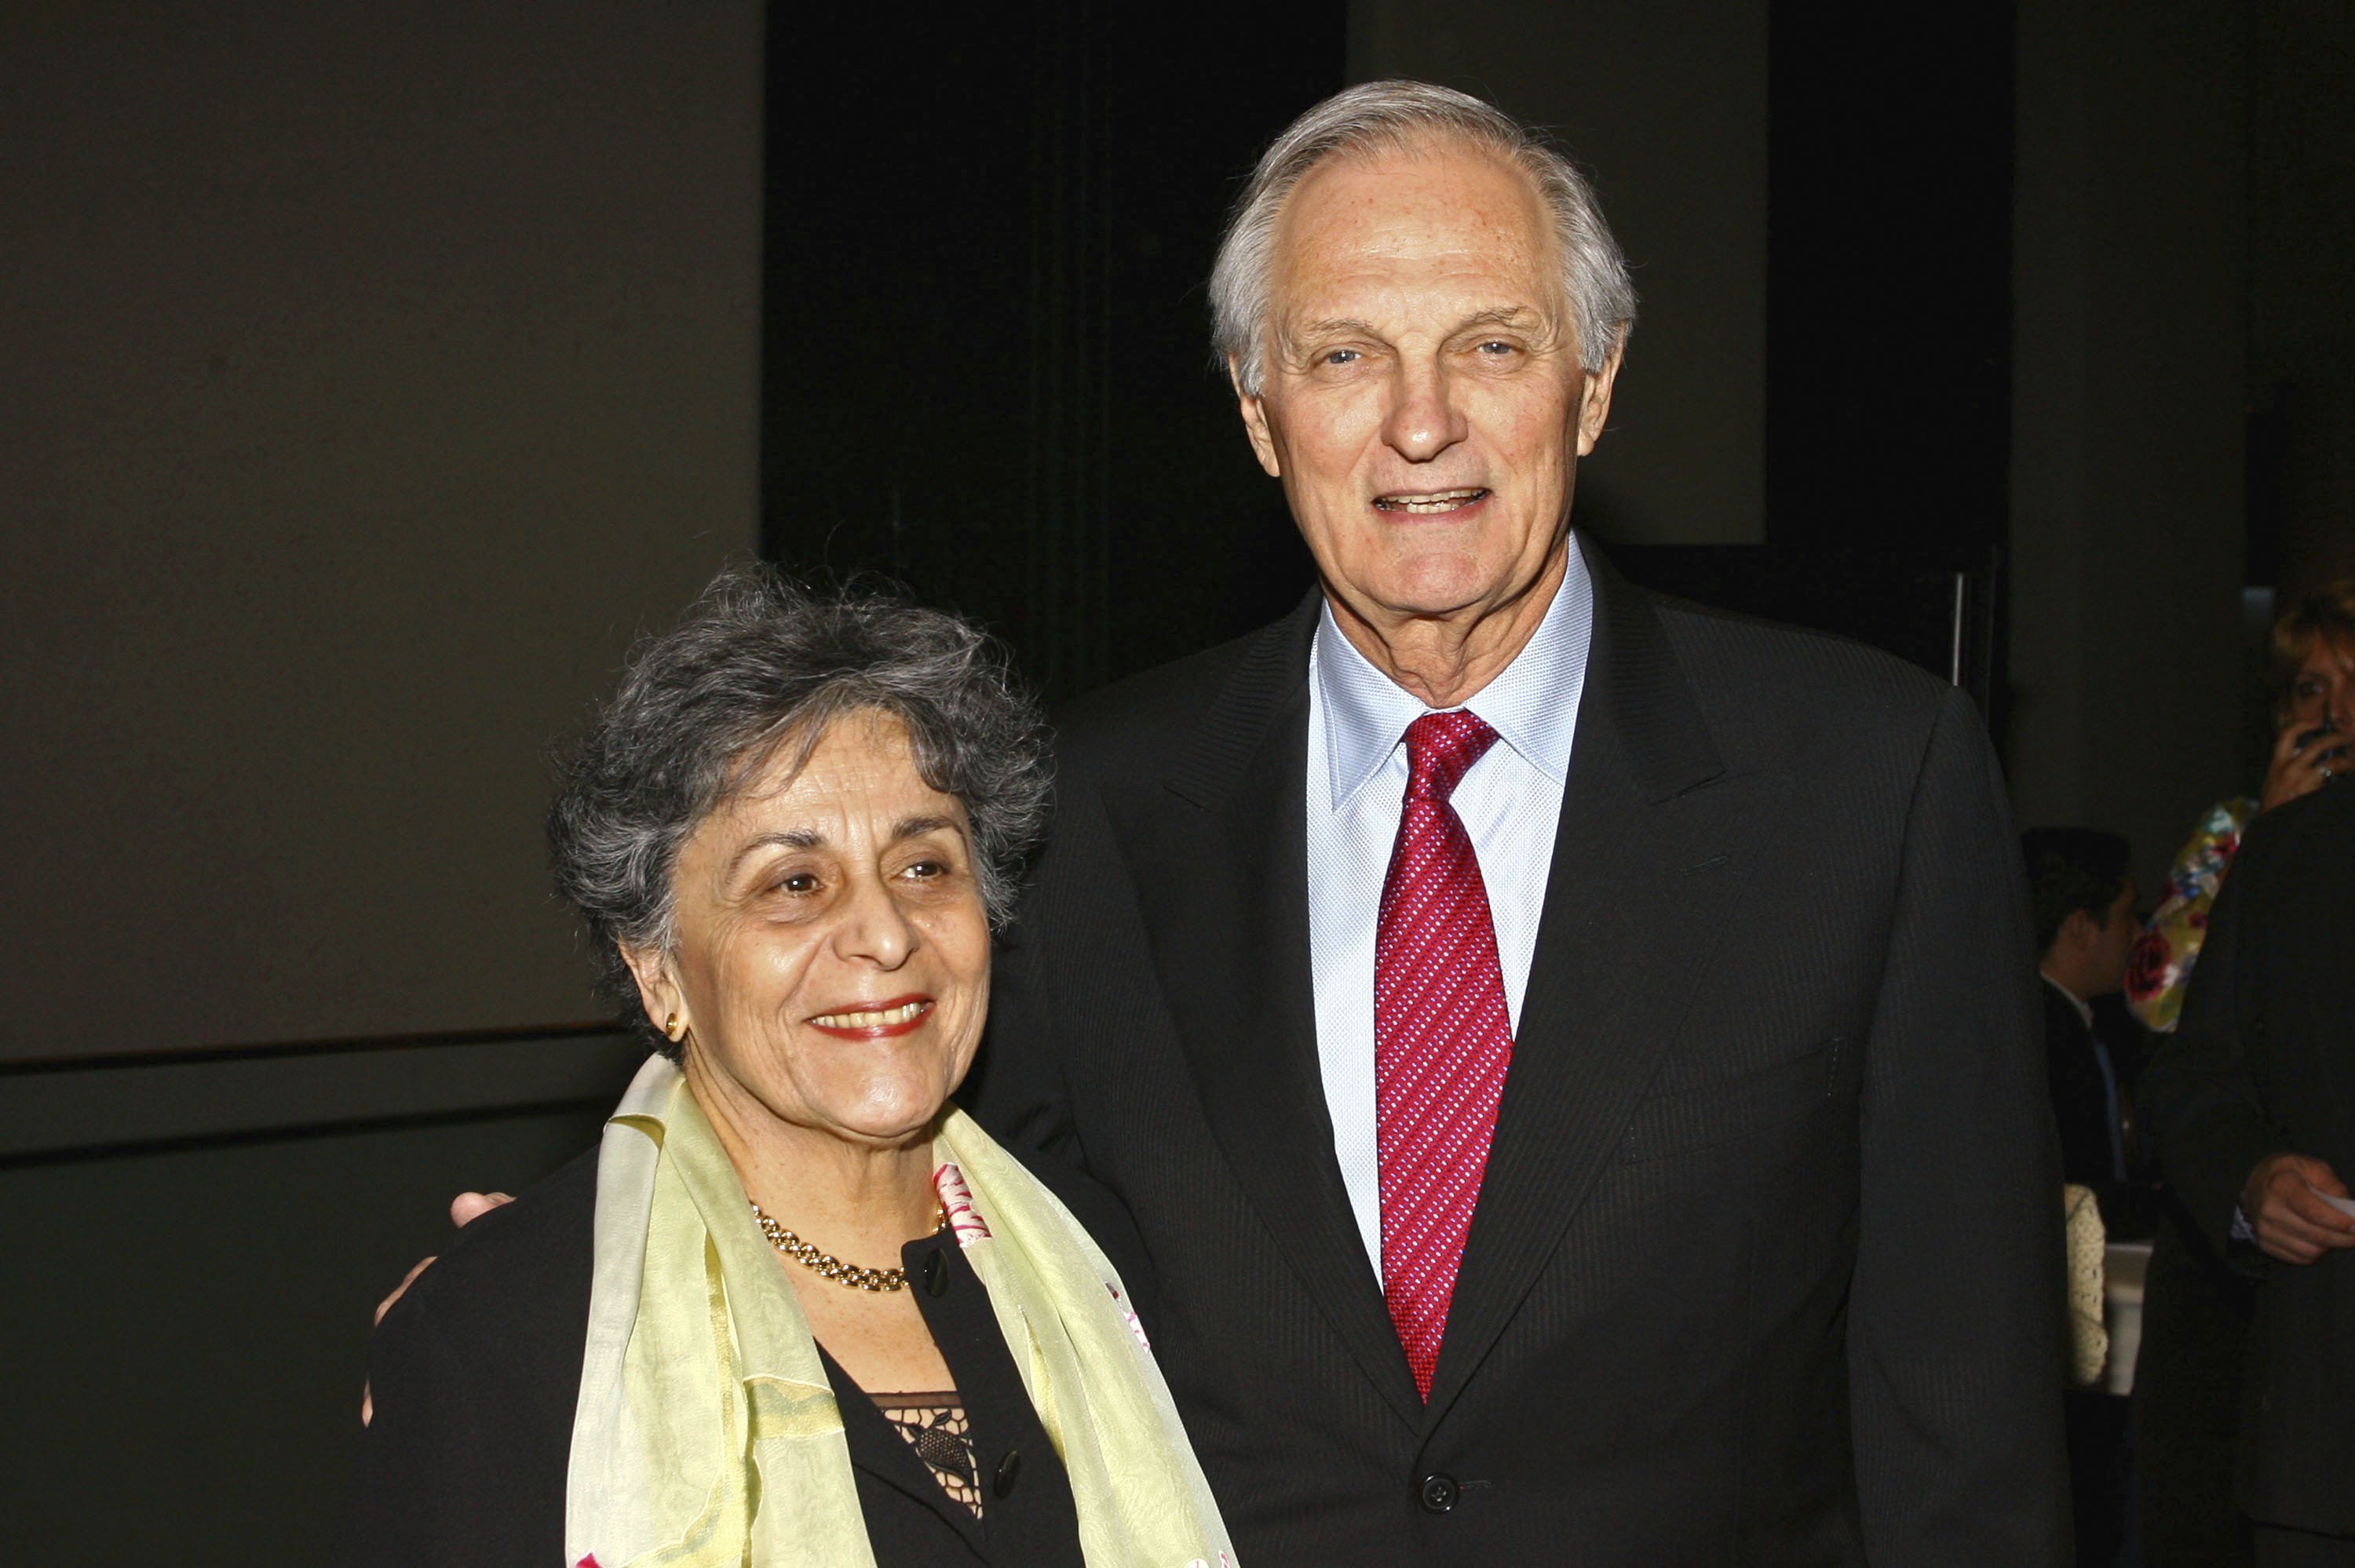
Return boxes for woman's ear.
[619,942,687,1044]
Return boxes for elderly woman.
[334,567,1232,1568]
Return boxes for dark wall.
[0,2,763,1063]
[763,5,1345,702]
[1765,6,2014,563]
[0,3,761,1556]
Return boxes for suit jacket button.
[922,1249,947,1296]
[994,1449,1022,1498]
[1417,1472,1458,1514]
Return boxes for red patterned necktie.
[1376,709,1514,1402]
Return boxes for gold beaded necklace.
[748,1202,944,1293]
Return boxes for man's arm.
[360,1191,510,1425]
[335,1281,499,1563]
[1847,685,2070,1563]
[2141,806,2355,1269]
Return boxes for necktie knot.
[1403,709,1499,805]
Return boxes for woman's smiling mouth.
[806,996,933,1038]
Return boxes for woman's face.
[629,710,991,1152]
[2287,634,2355,734]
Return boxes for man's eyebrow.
[1294,306,1537,340]
[1455,306,1533,331]
[1297,316,1381,338]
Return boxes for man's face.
[2087,878,2138,998]
[1235,144,1619,629]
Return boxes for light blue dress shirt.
[1305,552,1594,1281]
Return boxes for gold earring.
[663,1012,685,1043]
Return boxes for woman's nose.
[835,877,919,968]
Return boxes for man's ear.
[1575,341,1625,457]
[1232,355,1283,479]
[619,941,685,1041]
[2057,906,2099,956]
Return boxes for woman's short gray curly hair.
[1210,79,1638,396]
[548,564,1050,1055]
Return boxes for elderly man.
[396,80,2068,1562]
[972,82,2068,1561]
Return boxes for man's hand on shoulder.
[2240,1154,2355,1265]
[358,1191,514,1425]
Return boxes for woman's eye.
[900,859,947,881]
[777,872,820,895]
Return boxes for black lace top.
[871,1392,984,1518]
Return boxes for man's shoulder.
[1649,592,1947,706]
[1041,583,1962,786]
[1642,591,1961,761]
[2039,979,2090,1048]
[1047,603,1313,784]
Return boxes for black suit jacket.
[2045,982,2118,1192]
[2141,779,2355,1538]
[969,542,2070,1564]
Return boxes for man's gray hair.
[1210,79,1638,396]
[548,563,1050,1057]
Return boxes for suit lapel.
[1422,547,1787,1423]
[1097,597,1427,1429]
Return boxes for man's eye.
[1476,340,1517,356]
[1322,348,1360,366]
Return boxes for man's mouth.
[1373,487,1489,515]
[808,997,933,1036]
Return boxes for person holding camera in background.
[2127,582,2354,1034]
[2139,720,2355,1564]
[2129,579,2353,1566]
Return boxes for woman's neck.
[683,1059,942,1260]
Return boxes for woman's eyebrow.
[725,828,823,876]
[893,814,967,843]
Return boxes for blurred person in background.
[2025,827,2149,1568]
[2025,827,2145,1227]
[2141,769,2355,1565]
[2133,578,2355,1567]
[2127,581,2355,1034]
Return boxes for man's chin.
[1323,552,1566,629]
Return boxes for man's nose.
[1381,359,1467,462]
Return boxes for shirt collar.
[1312,542,1594,811]
[2039,972,2095,1030]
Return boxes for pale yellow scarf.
[564,1055,1235,1568]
